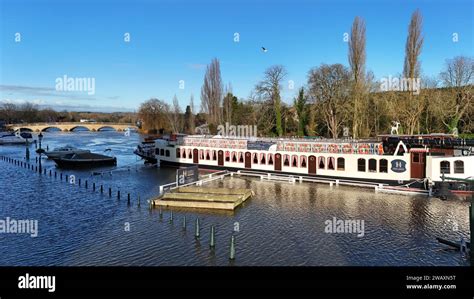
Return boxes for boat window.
[160,149,164,156]
[337,158,345,170]
[182,150,186,159]
[283,155,290,166]
[225,151,230,162]
[358,158,366,172]
[379,159,388,173]
[368,159,377,172]
[328,157,335,170]
[156,148,160,156]
[206,151,210,160]
[188,149,192,159]
[253,153,258,164]
[239,152,244,163]
[212,150,217,160]
[268,154,273,165]
[292,155,298,167]
[200,150,204,159]
[260,154,266,164]
[165,150,170,157]
[412,153,420,163]
[232,152,237,162]
[300,156,307,168]
[454,160,464,174]
[440,161,450,174]
[318,157,325,169]
[176,148,180,158]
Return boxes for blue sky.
[0,0,472,112]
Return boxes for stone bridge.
[6,122,138,132]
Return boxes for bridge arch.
[18,128,33,132]
[97,126,117,131]
[69,126,91,132]
[41,126,62,132]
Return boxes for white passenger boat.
[135,133,474,193]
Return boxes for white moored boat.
[0,131,33,145]
[44,145,91,159]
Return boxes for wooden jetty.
[152,186,253,210]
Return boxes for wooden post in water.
[78,178,81,187]
[229,235,235,260]
[85,180,88,189]
[195,218,200,238]
[93,182,96,191]
[127,193,131,205]
[210,225,215,248]
[109,187,112,197]
[100,185,103,193]
[117,190,120,199]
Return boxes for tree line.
[0,102,136,125]
[138,9,472,138]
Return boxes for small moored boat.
[52,152,117,168]
[44,145,91,159]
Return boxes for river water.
[0,131,471,266]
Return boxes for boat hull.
[53,158,117,168]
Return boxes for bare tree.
[439,56,474,133]
[348,16,367,138]
[397,9,424,135]
[307,64,352,138]
[137,98,170,133]
[403,9,424,92]
[255,65,287,136]
[201,58,223,125]
[167,95,183,133]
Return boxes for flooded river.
[0,131,471,266]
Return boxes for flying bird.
[261,47,268,53]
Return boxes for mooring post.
[182,216,186,230]
[60,173,63,180]
[229,235,235,260]
[93,182,96,191]
[109,187,112,197]
[85,180,88,189]
[195,218,200,238]
[127,193,130,205]
[137,195,140,207]
[117,190,120,199]
[470,194,473,265]
[210,225,215,248]
[78,178,81,186]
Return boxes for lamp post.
[37,132,44,173]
